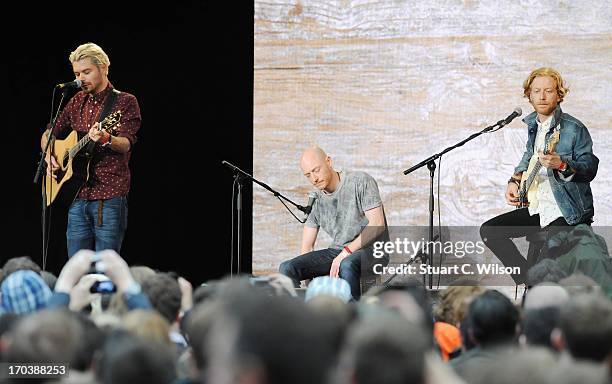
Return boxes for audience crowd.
[1,250,611,384]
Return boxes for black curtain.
[4,1,253,285]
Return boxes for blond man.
[480,68,598,285]
[41,43,141,258]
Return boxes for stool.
[525,229,548,270]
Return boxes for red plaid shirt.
[51,83,141,200]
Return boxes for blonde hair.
[433,285,484,325]
[122,310,173,348]
[523,67,569,102]
[69,42,110,74]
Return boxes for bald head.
[300,146,338,192]
[301,146,327,168]
[524,283,570,310]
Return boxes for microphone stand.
[402,119,508,289]
[222,160,311,276]
[33,88,68,271]
[34,91,66,183]
[383,234,439,285]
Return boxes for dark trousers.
[480,208,570,284]
[279,248,368,300]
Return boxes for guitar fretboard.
[519,161,543,199]
[68,134,93,159]
[63,111,121,160]
[518,129,560,203]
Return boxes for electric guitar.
[517,129,560,209]
[44,111,122,207]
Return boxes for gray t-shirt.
[305,171,383,249]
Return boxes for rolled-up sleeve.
[115,94,141,149]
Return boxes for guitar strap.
[546,115,562,140]
[99,89,120,124]
[85,89,120,186]
[86,89,121,226]
[85,89,120,155]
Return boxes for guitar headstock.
[545,130,560,154]
[99,111,122,135]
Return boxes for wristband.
[102,133,112,147]
[343,246,352,255]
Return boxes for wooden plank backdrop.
[253,0,612,274]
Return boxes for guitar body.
[517,129,560,208]
[43,110,122,207]
[45,131,93,207]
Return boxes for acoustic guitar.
[44,111,122,206]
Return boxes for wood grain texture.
[253,0,612,274]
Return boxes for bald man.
[279,147,389,300]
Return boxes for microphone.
[56,79,82,89]
[299,192,317,214]
[221,160,238,172]
[499,107,522,127]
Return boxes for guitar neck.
[519,129,560,203]
[68,134,93,158]
[522,162,542,192]
[65,111,121,159]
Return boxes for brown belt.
[97,200,104,227]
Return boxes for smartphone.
[90,280,116,294]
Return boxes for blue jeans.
[279,248,369,300]
[67,196,128,258]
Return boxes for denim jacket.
[514,105,598,224]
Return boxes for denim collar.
[522,104,562,131]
